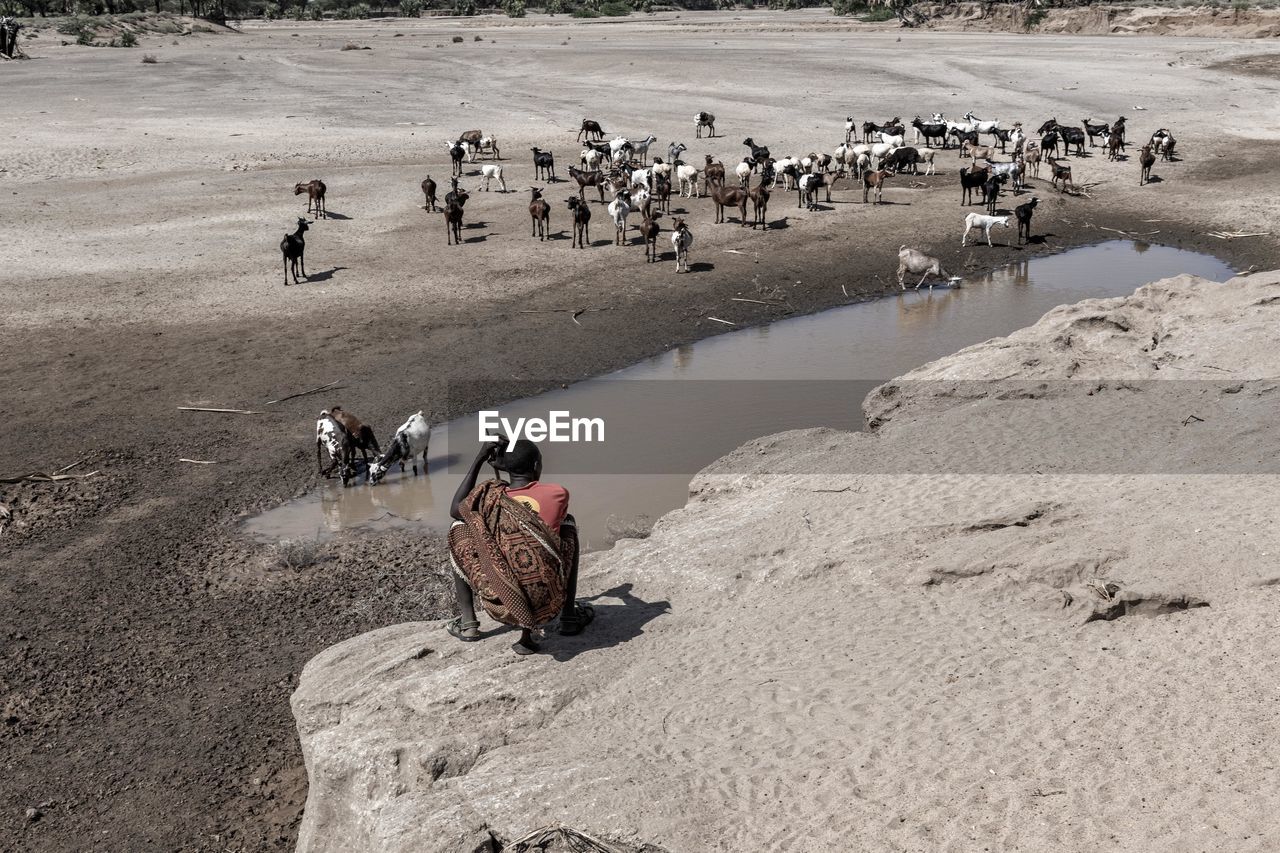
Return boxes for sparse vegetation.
[504,0,526,15]
[141,51,158,61]
[266,538,325,572]
[399,0,423,14]
[451,33,464,40]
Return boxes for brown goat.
[567,166,609,203]
[1047,157,1073,192]
[325,406,380,483]
[748,181,770,230]
[421,175,438,211]
[711,183,749,226]
[294,179,326,219]
[639,212,662,262]
[862,168,895,205]
[703,155,726,190]
[1139,144,1156,186]
[528,187,551,240]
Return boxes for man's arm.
[449,444,498,521]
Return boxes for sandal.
[558,603,595,636]
[446,617,482,642]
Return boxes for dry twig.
[177,406,263,415]
[265,379,341,406]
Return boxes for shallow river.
[245,241,1234,550]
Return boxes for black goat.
[280,217,310,286]
[743,137,770,165]
[912,118,948,148]
[983,173,1006,215]
[531,147,556,181]
[959,166,989,207]
[1015,196,1038,244]
[421,175,438,211]
[567,196,591,248]
[1082,118,1110,147]
[577,119,605,142]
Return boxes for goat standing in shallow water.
[897,246,953,290]
[671,218,692,273]
[294,179,326,219]
[324,406,380,485]
[528,187,550,240]
[281,217,310,286]
[368,411,431,485]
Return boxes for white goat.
[476,135,500,160]
[651,159,672,181]
[961,212,1010,247]
[870,142,894,169]
[629,166,652,192]
[630,134,658,164]
[984,158,1022,191]
[609,136,633,161]
[316,414,348,479]
[479,164,506,192]
[918,149,937,176]
[844,116,856,143]
[897,245,954,290]
[367,411,432,484]
[735,159,754,185]
[608,189,632,245]
[963,111,1000,136]
[878,132,905,148]
[671,218,692,273]
[676,162,700,198]
[773,156,802,189]
[580,148,602,170]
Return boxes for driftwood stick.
[265,379,341,406]
[177,406,263,415]
[705,316,736,326]
[178,458,220,465]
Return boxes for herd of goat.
[281,111,1180,291]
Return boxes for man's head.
[493,439,541,480]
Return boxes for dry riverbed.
[2,11,1279,851]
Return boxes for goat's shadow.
[463,234,489,244]
[548,582,672,661]
[1144,175,1165,184]
[687,261,715,273]
[320,211,353,221]
[763,217,789,230]
[300,266,348,283]
[465,221,487,229]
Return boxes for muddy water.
[245,241,1233,550]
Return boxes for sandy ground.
[293,269,1280,852]
[3,11,1280,851]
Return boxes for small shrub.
[141,52,158,62]
[266,538,324,572]
[860,5,894,20]
[1024,7,1047,28]
[545,0,564,11]
[598,0,630,13]
[504,0,526,16]
[473,32,482,39]
[119,29,138,46]
[400,0,423,15]
[456,0,477,13]
[571,5,599,14]
[76,30,94,45]
[350,2,371,17]
[1233,0,1249,9]
[452,33,464,41]
[341,40,361,48]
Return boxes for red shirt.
[505,482,569,532]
